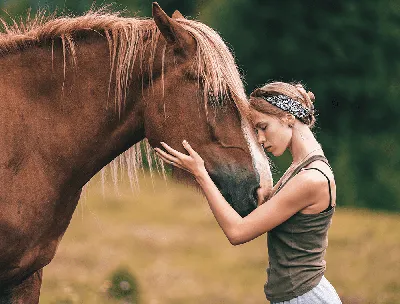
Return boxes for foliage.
[199,0,400,211]
[107,267,140,303]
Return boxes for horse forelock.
[0,7,272,191]
[176,19,272,188]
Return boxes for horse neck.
[0,33,147,193]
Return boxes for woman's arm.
[154,141,323,245]
[195,167,321,245]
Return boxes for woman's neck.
[287,123,322,165]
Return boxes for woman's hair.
[249,82,316,129]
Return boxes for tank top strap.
[302,167,333,211]
[275,155,331,195]
[291,154,331,177]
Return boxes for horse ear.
[152,2,195,56]
[172,10,185,19]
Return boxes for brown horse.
[0,3,272,303]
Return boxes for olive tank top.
[264,155,335,302]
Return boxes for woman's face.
[250,109,293,157]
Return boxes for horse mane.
[0,7,270,191]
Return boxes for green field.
[40,173,400,304]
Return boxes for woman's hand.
[257,186,270,206]
[154,140,208,178]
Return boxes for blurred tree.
[0,0,199,18]
[199,0,400,211]
[107,266,140,303]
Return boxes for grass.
[40,173,400,304]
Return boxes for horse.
[0,3,272,303]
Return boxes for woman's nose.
[257,133,265,145]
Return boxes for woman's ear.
[285,114,295,128]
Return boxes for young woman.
[154,81,342,303]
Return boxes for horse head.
[143,3,272,216]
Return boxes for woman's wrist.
[194,167,209,183]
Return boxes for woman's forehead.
[250,110,276,124]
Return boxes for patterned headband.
[261,94,313,123]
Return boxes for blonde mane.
[0,7,272,191]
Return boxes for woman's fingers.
[182,140,196,157]
[155,150,191,173]
[155,150,172,164]
[155,142,205,176]
[161,142,188,159]
[154,148,178,164]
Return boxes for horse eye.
[207,90,227,107]
[207,90,219,103]
[184,70,198,81]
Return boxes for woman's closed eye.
[255,126,266,134]
[255,124,267,134]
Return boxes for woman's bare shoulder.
[302,159,335,183]
[297,160,337,213]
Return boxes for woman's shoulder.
[291,167,329,193]
[273,169,324,204]
[271,158,332,198]
[296,159,337,213]
[301,159,335,185]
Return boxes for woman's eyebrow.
[255,122,266,128]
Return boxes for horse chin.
[171,168,258,217]
[229,196,258,218]
[207,168,260,218]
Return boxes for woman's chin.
[264,146,283,157]
[272,149,285,157]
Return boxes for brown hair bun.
[307,91,315,102]
[249,81,317,129]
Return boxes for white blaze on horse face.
[229,90,273,195]
[241,116,273,192]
